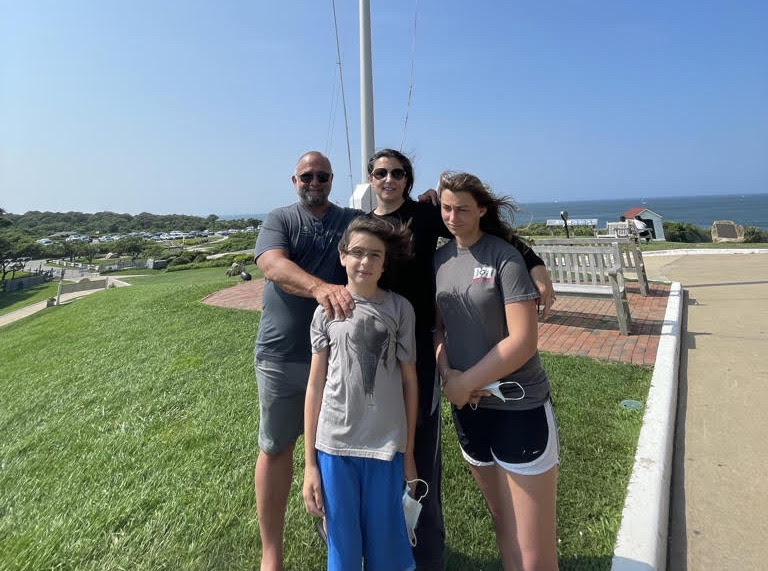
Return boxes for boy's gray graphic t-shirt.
[433,233,550,410]
[310,290,416,461]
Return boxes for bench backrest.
[532,243,622,286]
[533,237,642,271]
[602,220,642,238]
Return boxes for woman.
[432,171,559,570]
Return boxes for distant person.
[302,215,419,571]
[252,151,360,570]
[633,215,652,242]
[365,148,556,569]
[433,171,559,570]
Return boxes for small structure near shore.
[711,220,745,243]
[622,207,666,241]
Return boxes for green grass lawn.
[0,281,59,316]
[0,267,651,570]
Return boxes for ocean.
[513,193,768,230]
[231,193,768,230]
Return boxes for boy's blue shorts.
[317,451,415,571]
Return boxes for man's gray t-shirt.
[254,202,362,362]
[433,233,550,410]
[310,290,416,461]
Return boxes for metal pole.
[359,0,375,182]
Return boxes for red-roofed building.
[622,207,666,241]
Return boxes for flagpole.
[359,0,375,181]
[350,0,375,210]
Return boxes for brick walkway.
[538,282,670,366]
[201,278,265,312]
[201,279,670,366]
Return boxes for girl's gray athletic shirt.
[433,233,551,410]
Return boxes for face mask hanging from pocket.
[402,478,429,547]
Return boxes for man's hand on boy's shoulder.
[311,282,355,320]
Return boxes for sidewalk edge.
[611,281,683,571]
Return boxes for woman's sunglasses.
[371,168,407,181]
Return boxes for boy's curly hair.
[339,215,413,268]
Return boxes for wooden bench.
[532,243,632,335]
[598,220,635,238]
[533,236,649,296]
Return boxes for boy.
[303,216,418,571]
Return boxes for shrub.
[208,231,257,253]
[164,256,238,272]
[167,253,194,268]
[743,226,768,243]
[515,222,595,237]
[233,253,253,265]
[662,221,711,243]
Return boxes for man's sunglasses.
[298,171,331,184]
[371,168,407,181]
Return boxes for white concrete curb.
[611,282,683,571]
[643,248,768,256]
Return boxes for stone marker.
[711,220,744,243]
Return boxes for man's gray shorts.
[254,358,311,455]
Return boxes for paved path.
[642,251,768,570]
[0,277,130,328]
[201,278,670,365]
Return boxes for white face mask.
[484,380,525,401]
[402,478,428,547]
[470,381,526,410]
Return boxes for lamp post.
[560,210,570,238]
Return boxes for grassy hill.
[1,267,650,570]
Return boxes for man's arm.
[257,248,354,319]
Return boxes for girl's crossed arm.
[436,301,538,408]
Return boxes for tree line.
[0,208,262,281]
[3,210,262,236]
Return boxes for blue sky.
[2,0,767,216]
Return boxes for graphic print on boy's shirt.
[346,314,390,399]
